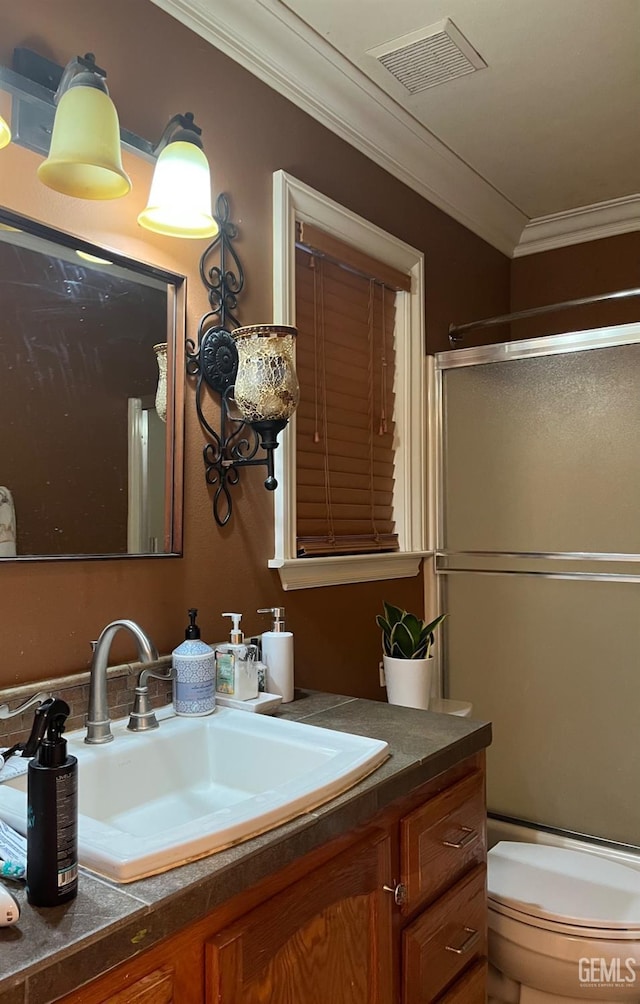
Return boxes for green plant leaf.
[375,614,390,634]
[390,620,417,659]
[375,614,392,656]
[378,604,447,661]
[383,602,404,628]
[401,613,424,649]
[414,643,429,659]
[423,613,447,635]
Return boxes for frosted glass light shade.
[0,114,11,150]
[37,85,131,199]
[137,141,218,239]
[234,325,300,422]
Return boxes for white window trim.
[270,170,428,590]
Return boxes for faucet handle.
[0,692,52,720]
[127,666,176,733]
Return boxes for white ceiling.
[152,0,640,256]
[279,0,640,220]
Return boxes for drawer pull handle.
[382,881,407,907]
[443,826,478,849]
[445,926,480,955]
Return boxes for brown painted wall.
[0,0,509,696]
[510,233,640,341]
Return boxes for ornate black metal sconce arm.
[188,339,286,525]
[187,195,294,527]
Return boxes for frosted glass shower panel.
[442,344,640,554]
[445,573,640,846]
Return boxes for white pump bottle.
[257,607,294,703]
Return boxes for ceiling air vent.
[367,18,486,94]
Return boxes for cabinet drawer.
[103,967,175,1004]
[402,865,486,1004]
[435,960,487,1003]
[401,770,485,914]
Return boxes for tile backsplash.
[0,656,173,749]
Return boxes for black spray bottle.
[26,698,78,907]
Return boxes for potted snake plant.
[376,602,447,709]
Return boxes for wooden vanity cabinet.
[206,830,394,1004]
[57,752,486,1004]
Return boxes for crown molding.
[151,0,638,261]
[514,194,640,257]
[150,0,525,256]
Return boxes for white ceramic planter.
[383,655,434,710]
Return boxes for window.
[271,171,427,589]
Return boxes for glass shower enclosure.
[434,321,640,847]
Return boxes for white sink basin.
[0,708,388,882]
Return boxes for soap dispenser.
[215,613,258,700]
[26,698,78,907]
[172,608,216,716]
[257,607,294,703]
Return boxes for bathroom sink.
[0,708,389,882]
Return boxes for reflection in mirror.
[0,208,185,559]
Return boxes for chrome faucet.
[85,620,159,745]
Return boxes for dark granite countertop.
[0,691,491,1004]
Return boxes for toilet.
[488,841,640,1003]
[429,697,473,717]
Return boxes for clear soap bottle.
[215,613,258,701]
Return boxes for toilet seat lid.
[488,842,640,931]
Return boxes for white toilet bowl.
[488,842,640,1003]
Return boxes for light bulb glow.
[0,114,11,150]
[137,141,218,239]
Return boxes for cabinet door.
[206,831,394,1004]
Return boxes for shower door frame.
[432,319,640,698]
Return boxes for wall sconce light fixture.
[138,113,217,239]
[0,48,215,238]
[187,195,299,526]
[37,52,131,200]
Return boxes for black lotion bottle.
[26,698,78,907]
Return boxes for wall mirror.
[0,207,185,560]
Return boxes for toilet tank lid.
[488,841,640,930]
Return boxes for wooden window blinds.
[294,222,411,558]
